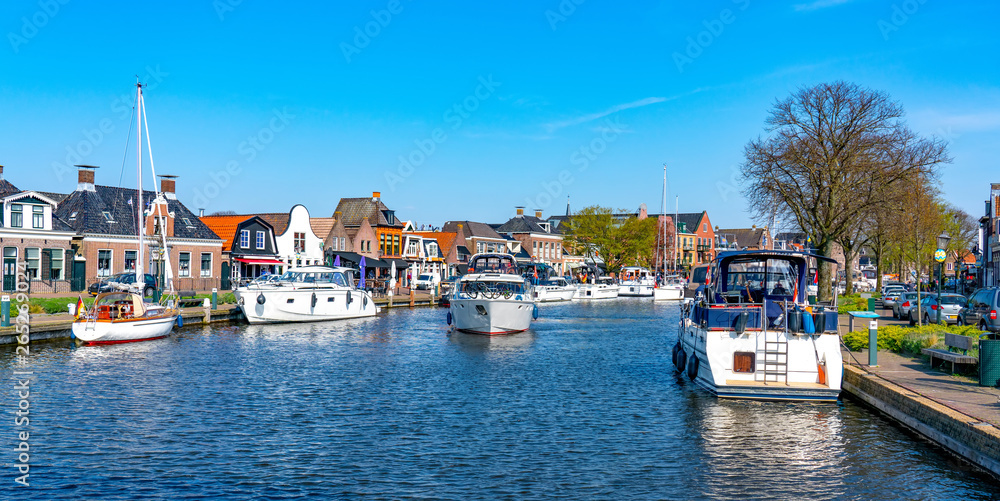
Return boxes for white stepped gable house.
[272,205,325,269]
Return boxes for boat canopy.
[709,250,838,305]
[468,253,519,274]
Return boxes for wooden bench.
[176,290,203,309]
[922,333,978,373]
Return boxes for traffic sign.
[934,249,946,263]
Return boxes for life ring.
[687,354,699,380]
[446,311,452,325]
[675,347,687,373]
[256,294,266,305]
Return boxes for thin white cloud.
[794,0,852,12]
[542,96,673,133]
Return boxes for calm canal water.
[3,300,998,499]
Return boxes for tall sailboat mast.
[135,81,144,283]
[661,164,667,277]
[674,195,679,273]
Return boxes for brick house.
[54,166,223,292]
[674,211,715,270]
[442,220,508,257]
[0,166,77,293]
[495,207,566,273]
[329,192,407,277]
[199,214,283,288]
[715,226,772,251]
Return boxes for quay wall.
[842,364,1000,478]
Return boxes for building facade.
[0,176,77,293]
[495,208,566,273]
[199,214,282,288]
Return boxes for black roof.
[54,186,221,240]
[496,215,548,234]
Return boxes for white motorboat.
[234,266,378,324]
[618,266,655,297]
[533,276,578,302]
[449,253,536,335]
[522,262,576,302]
[654,275,685,301]
[575,276,620,300]
[674,250,843,402]
[71,82,178,345]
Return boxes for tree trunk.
[817,239,834,302]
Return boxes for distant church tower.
[565,195,571,216]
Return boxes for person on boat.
[771,282,789,296]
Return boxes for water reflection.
[448,329,537,354]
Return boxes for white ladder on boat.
[756,329,788,384]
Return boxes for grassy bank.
[843,324,987,358]
[10,292,237,315]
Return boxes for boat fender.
[687,354,699,380]
[672,342,681,367]
[675,347,687,373]
[238,296,245,306]
[257,294,266,305]
[311,292,317,308]
[176,316,183,328]
[446,311,452,325]
[532,304,539,320]
[347,291,352,304]
[363,296,368,308]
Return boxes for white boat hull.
[574,284,619,300]
[676,318,842,402]
[618,284,654,297]
[653,286,684,301]
[235,287,378,324]
[450,298,534,335]
[533,285,577,302]
[72,314,177,344]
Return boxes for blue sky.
[2,0,997,232]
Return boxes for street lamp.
[936,232,951,324]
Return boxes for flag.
[333,255,341,267]
[813,270,819,285]
[74,296,84,319]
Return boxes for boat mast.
[674,195,679,273]
[661,163,667,278]
[135,81,144,285]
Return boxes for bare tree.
[741,81,949,301]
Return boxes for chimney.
[372,191,381,201]
[534,209,542,219]
[199,208,205,217]
[334,211,342,223]
[516,206,524,217]
[159,174,178,200]
[75,164,98,192]
[0,164,4,181]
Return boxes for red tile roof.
[199,215,250,250]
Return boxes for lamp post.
[936,232,951,324]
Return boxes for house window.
[201,253,212,277]
[183,217,193,227]
[294,232,305,253]
[125,250,137,271]
[946,263,953,271]
[10,204,22,228]
[256,231,265,250]
[703,223,707,232]
[49,249,64,280]
[32,206,44,229]
[240,230,250,249]
[97,249,113,277]
[331,237,338,251]
[102,211,113,223]
[25,248,39,279]
[393,235,400,257]
[178,252,191,277]
[340,237,346,251]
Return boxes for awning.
[234,257,285,265]
[384,258,409,269]
[365,258,389,269]
[327,251,366,264]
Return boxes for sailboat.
[654,164,683,301]
[72,82,180,345]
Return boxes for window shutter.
[65,249,74,281]
[41,249,51,280]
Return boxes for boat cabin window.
[470,256,517,274]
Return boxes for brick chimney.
[0,165,4,181]
[516,206,524,217]
[159,174,178,200]
[75,165,98,192]
[534,208,542,219]
[372,191,381,202]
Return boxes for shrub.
[843,324,985,356]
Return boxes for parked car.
[892,292,920,320]
[88,272,158,297]
[881,287,905,310]
[908,293,966,326]
[689,264,710,296]
[412,273,441,291]
[959,287,1000,333]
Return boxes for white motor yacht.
[654,275,685,301]
[235,266,378,324]
[449,253,536,335]
[618,266,655,297]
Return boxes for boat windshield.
[722,258,799,300]
[278,271,352,287]
[95,292,136,306]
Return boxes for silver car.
[892,292,920,320]
[881,287,905,310]
[909,293,966,326]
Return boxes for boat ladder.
[756,329,788,384]
[86,317,97,331]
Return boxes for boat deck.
[725,380,830,388]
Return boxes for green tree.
[563,206,658,274]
